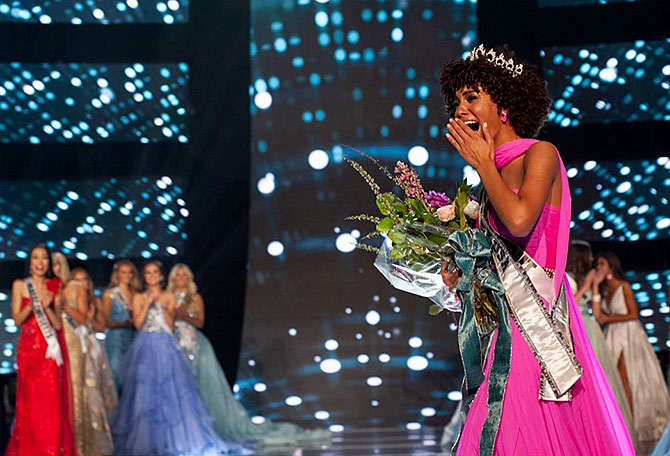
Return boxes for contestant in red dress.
[5,245,75,456]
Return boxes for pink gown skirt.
[455,277,635,456]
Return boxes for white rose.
[436,204,456,222]
[463,200,480,219]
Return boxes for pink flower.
[436,204,456,222]
[425,190,450,208]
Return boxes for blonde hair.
[167,263,198,295]
[108,259,141,291]
[51,252,71,283]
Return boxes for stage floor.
[256,427,448,456]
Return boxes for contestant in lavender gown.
[112,261,244,456]
[440,44,634,455]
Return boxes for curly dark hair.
[439,44,551,138]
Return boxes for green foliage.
[376,217,393,233]
[429,304,444,316]
[346,152,483,317]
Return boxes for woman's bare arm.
[602,282,639,323]
[11,280,33,326]
[132,294,150,329]
[63,284,89,324]
[477,142,560,237]
[175,293,205,328]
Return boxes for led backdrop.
[539,0,649,6]
[0,0,188,23]
[543,40,670,126]
[0,175,188,261]
[0,63,189,144]
[240,0,670,432]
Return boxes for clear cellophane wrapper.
[373,240,461,312]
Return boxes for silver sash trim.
[482,200,582,401]
[63,311,90,354]
[26,278,63,366]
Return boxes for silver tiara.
[467,44,524,78]
[570,239,592,248]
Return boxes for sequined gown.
[174,292,331,446]
[62,283,98,455]
[82,325,118,455]
[601,285,670,454]
[566,274,636,449]
[5,279,75,456]
[112,301,243,455]
[104,287,134,393]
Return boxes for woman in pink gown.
[440,45,634,455]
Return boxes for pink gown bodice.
[489,202,560,270]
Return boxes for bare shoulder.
[161,291,176,303]
[524,141,559,174]
[12,279,25,293]
[526,141,559,161]
[621,281,633,293]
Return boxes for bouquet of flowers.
[346,152,497,327]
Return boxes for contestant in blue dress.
[651,425,670,456]
[168,263,331,447]
[102,260,139,393]
[112,261,244,456]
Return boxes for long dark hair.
[596,251,625,298]
[25,244,55,279]
[566,241,592,288]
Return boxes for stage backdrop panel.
[240,0,478,430]
[0,63,189,143]
[0,175,187,261]
[542,40,670,126]
[569,157,670,241]
[539,0,650,7]
[0,1,188,24]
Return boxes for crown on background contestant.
[467,44,524,78]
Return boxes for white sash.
[25,278,63,366]
[62,283,89,354]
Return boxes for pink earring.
[501,112,508,123]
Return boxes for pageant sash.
[63,311,89,354]
[481,194,582,400]
[62,283,89,353]
[25,278,63,366]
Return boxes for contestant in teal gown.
[168,263,331,447]
[102,260,139,393]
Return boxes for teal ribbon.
[448,229,511,456]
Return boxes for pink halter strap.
[493,138,571,295]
